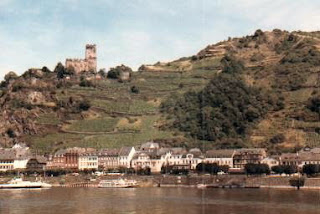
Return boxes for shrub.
[244,163,270,175]
[78,100,91,111]
[131,86,140,94]
[79,79,94,87]
[289,177,305,190]
[302,164,320,176]
[107,64,132,79]
[220,55,245,74]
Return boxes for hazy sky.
[0,0,319,79]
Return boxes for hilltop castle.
[65,44,97,74]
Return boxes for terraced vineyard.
[26,61,220,153]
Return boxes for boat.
[98,178,138,188]
[0,177,52,189]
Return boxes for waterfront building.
[118,147,136,168]
[97,149,120,169]
[233,148,267,168]
[26,156,47,170]
[78,153,99,170]
[205,149,235,168]
[131,150,164,173]
[0,149,15,171]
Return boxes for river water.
[0,187,320,214]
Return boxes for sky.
[0,0,320,79]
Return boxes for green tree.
[302,164,320,176]
[289,177,305,190]
[54,62,66,79]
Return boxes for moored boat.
[0,178,52,189]
[98,178,138,188]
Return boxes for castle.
[65,44,97,74]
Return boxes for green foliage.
[244,163,270,175]
[136,167,151,175]
[221,55,245,74]
[161,165,189,175]
[271,165,297,175]
[270,134,285,144]
[289,177,305,189]
[78,99,91,111]
[302,164,320,176]
[79,79,95,87]
[274,46,320,91]
[161,73,283,144]
[6,128,16,138]
[54,62,66,79]
[275,33,298,53]
[307,96,320,116]
[41,66,51,73]
[130,86,140,94]
[107,64,132,79]
[195,163,229,174]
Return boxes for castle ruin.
[65,44,97,74]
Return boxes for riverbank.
[2,174,320,189]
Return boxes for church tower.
[85,44,97,72]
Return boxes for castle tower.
[85,44,97,72]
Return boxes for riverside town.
[1,1,320,213]
[1,142,320,189]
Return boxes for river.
[0,187,319,214]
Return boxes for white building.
[118,147,136,168]
[132,150,164,173]
[78,153,99,170]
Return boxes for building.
[280,148,320,168]
[132,150,164,173]
[47,147,95,170]
[233,148,267,168]
[118,147,136,168]
[47,149,67,169]
[205,149,235,168]
[26,156,47,171]
[261,157,279,168]
[0,149,15,171]
[98,149,120,169]
[180,148,203,170]
[12,143,31,170]
[78,153,99,170]
[65,44,97,74]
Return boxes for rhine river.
[0,187,320,214]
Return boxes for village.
[0,141,319,176]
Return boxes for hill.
[1,29,320,154]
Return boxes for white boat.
[0,178,52,189]
[98,178,138,188]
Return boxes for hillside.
[1,29,320,154]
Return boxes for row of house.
[0,144,46,171]
[2,142,320,173]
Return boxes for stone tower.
[85,44,97,72]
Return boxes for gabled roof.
[206,149,235,158]
[0,149,16,160]
[98,148,120,156]
[119,147,133,156]
[234,148,266,156]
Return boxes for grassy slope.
[26,63,220,153]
